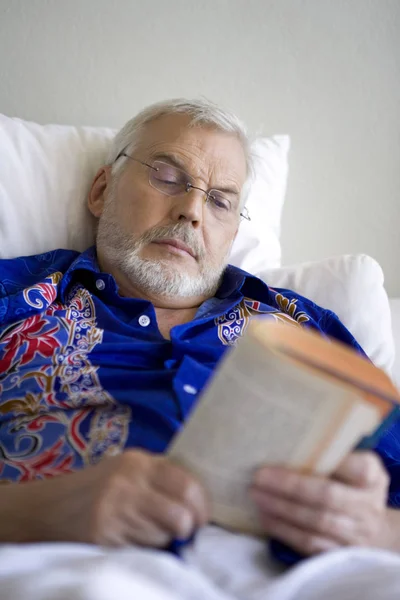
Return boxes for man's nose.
[169,188,206,227]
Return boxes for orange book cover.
[250,320,400,449]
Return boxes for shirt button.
[96,279,106,291]
[138,315,151,327]
[183,384,198,395]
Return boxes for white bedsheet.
[1,526,400,600]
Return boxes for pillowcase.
[0,114,289,270]
[259,254,395,374]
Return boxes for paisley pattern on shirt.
[271,290,311,325]
[23,271,63,309]
[0,282,131,483]
[215,294,310,346]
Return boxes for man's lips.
[152,238,196,259]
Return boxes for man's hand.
[250,451,395,555]
[4,450,209,548]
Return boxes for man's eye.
[155,171,177,182]
[209,194,230,211]
[160,177,179,184]
[155,169,184,185]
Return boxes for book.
[167,320,400,536]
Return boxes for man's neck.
[123,284,201,340]
[119,278,202,339]
[154,306,199,340]
[97,254,206,339]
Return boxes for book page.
[168,327,380,534]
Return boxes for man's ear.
[88,165,113,218]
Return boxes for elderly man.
[0,98,399,564]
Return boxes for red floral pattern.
[0,315,60,375]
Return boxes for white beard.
[96,190,231,299]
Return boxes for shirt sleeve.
[0,250,78,326]
[321,309,368,358]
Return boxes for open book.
[168,321,400,536]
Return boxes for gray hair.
[106,98,253,209]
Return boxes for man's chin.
[137,249,198,274]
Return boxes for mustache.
[136,223,205,260]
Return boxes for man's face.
[92,114,247,300]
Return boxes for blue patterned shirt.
[0,246,399,509]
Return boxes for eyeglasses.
[114,152,251,222]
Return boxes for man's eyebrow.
[150,152,240,196]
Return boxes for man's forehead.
[136,114,247,183]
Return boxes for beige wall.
[1,0,399,294]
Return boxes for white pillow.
[0,114,289,270]
[229,136,289,272]
[259,254,395,374]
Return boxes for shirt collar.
[216,264,271,302]
[59,246,104,301]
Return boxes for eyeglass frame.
[114,151,251,222]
